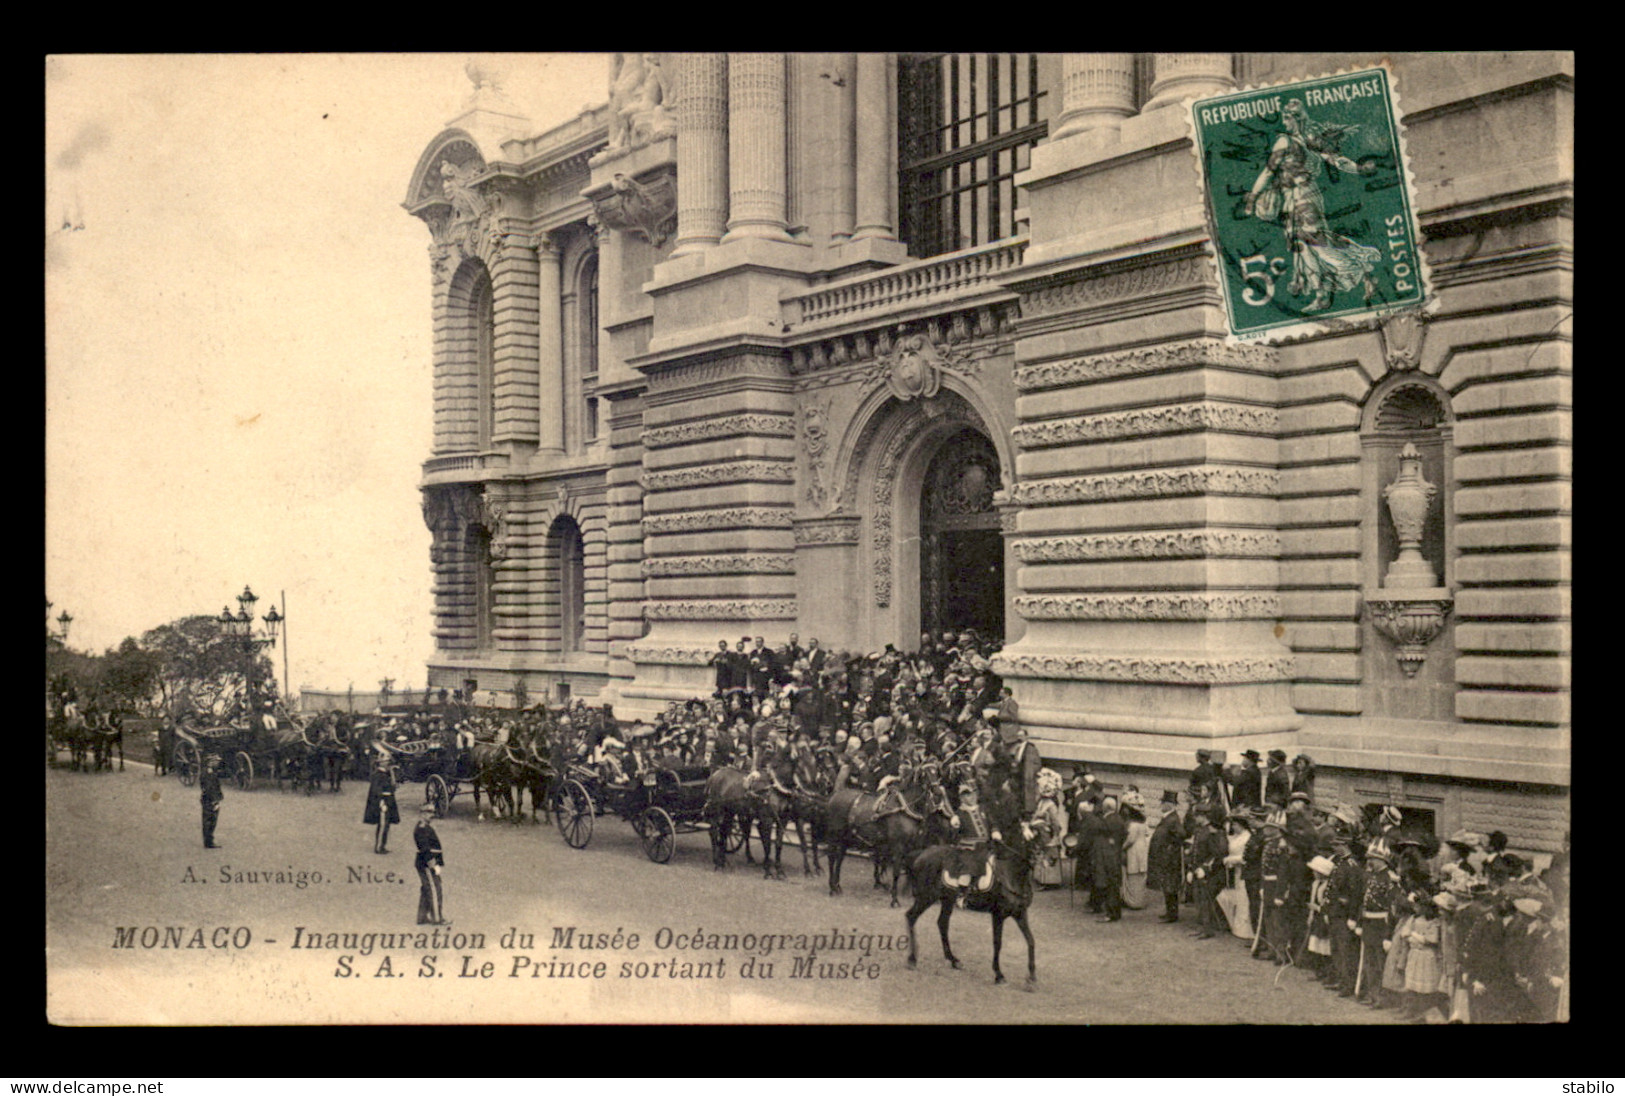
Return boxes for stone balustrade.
[790,236,1026,330]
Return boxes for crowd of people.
[1048,749,1570,1024]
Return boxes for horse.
[903,756,1039,986]
[823,759,953,905]
[470,740,517,820]
[703,766,779,877]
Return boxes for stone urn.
[1366,442,1451,677]
[1382,442,1438,588]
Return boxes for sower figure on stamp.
[414,802,447,926]
[200,755,224,849]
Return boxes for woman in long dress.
[1031,768,1068,889]
[1120,792,1150,910]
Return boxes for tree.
[98,637,163,715]
[140,615,274,721]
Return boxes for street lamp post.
[219,585,281,725]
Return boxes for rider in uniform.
[944,780,992,907]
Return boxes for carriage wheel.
[233,752,254,791]
[426,775,450,819]
[176,742,198,787]
[724,820,747,854]
[555,780,595,849]
[641,807,676,864]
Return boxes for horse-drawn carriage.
[374,735,474,818]
[551,760,746,864]
[170,711,341,792]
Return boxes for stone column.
[535,232,564,455]
[1050,54,1137,140]
[852,52,896,241]
[672,53,729,256]
[1144,53,1235,111]
[723,53,792,243]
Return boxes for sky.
[45,52,610,695]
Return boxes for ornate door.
[919,428,1003,642]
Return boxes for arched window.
[553,516,587,654]
[473,270,495,450]
[580,252,600,445]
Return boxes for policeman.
[200,755,224,849]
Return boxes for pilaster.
[533,232,564,455]
[852,52,896,242]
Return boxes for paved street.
[48,763,1399,1025]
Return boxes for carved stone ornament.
[793,517,861,546]
[622,644,716,666]
[990,651,1295,684]
[884,334,943,402]
[481,495,509,562]
[589,169,678,249]
[643,599,798,621]
[438,160,493,262]
[1379,311,1427,373]
[802,397,833,508]
[1366,593,1453,677]
[1014,592,1282,621]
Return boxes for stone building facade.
[404,53,1571,854]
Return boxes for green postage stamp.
[1190,65,1430,340]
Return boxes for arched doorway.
[919,427,1003,642]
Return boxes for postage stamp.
[1189,65,1431,341]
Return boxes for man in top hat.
[1147,790,1187,923]
[1090,795,1128,923]
[1356,836,1401,1007]
[200,754,224,849]
[1264,748,1292,808]
[1231,749,1263,810]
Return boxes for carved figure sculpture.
[609,53,675,148]
[439,161,489,258]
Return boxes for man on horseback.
[944,779,993,907]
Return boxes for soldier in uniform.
[1257,810,1293,962]
[1356,836,1401,1007]
[996,713,1042,821]
[413,802,448,925]
[364,755,401,854]
[200,755,224,849]
[944,780,992,907]
[1325,834,1365,996]
[1187,803,1229,939]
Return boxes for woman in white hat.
[1120,791,1150,911]
[1031,768,1067,890]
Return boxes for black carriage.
[376,736,474,818]
[171,724,247,788]
[550,762,744,864]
